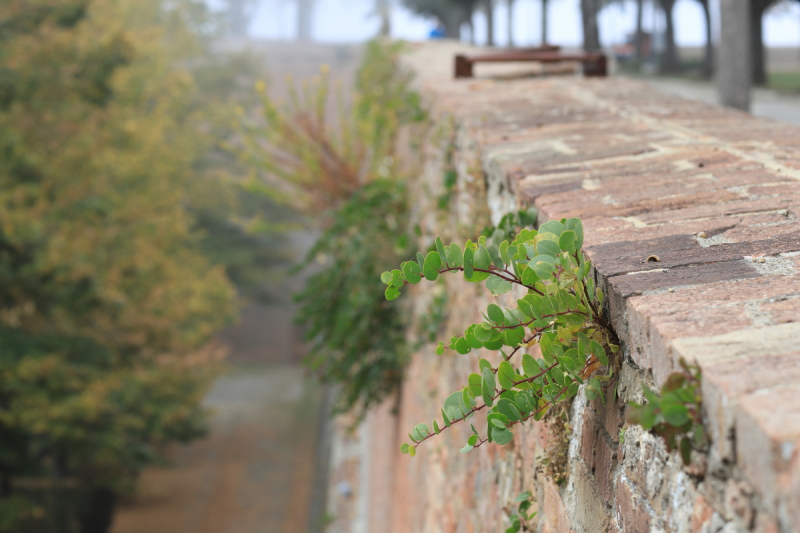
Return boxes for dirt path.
[112,365,323,533]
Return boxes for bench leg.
[454,55,474,78]
[583,55,607,77]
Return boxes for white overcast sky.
[248,0,800,47]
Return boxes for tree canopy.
[0,0,261,530]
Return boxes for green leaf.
[423,251,442,281]
[400,443,409,454]
[474,325,493,342]
[467,434,478,446]
[385,286,400,300]
[499,240,511,265]
[459,443,474,453]
[514,392,533,412]
[662,403,690,427]
[559,230,578,253]
[490,418,506,428]
[433,419,441,434]
[402,260,423,284]
[532,256,556,279]
[536,239,561,257]
[478,358,493,373]
[680,436,692,465]
[522,353,539,377]
[486,276,513,296]
[564,218,584,249]
[491,427,514,445]
[435,342,445,356]
[596,287,604,304]
[538,220,564,236]
[591,340,608,366]
[503,326,525,347]
[482,367,496,392]
[454,337,471,354]
[380,271,393,284]
[409,445,416,457]
[462,387,474,410]
[441,408,451,426]
[465,325,483,349]
[435,237,447,264]
[521,266,539,286]
[496,398,522,422]
[497,361,517,390]
[487,303,505,325]
[468,373,483,396]
[474,245,493,269]
[390,270,404,287]
[446,243,464,267]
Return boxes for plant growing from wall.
[382,214,620,456]
[504,491,536,532]
[626,358,704,465]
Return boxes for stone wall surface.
[332,43,800,533]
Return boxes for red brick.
[736,386,800,510]
[616,478,652,533]
[691,494,715,532]
[702,353,800,460]
[543,480,572,533]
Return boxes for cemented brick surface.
[354,44,800,533]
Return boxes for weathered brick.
[691,494,715,532]
[616,477,653,533]
[542,480,572,533]
[736,386,800,511]
[700,352,800,461]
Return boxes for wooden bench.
[454,50,607,79]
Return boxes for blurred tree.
[506,0,516,46]
[402,0,480,39]
[541,0,550,44]
[656,0,680,72]
[634,0,644,61]
[749,0,797,85]
[0,0,247,531]
[484,0,495,46]
[297,0,316,40]
[226,0,261,36]
[376,0,392,36]
[694,0,713,77]
[580,0,601,51]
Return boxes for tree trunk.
[442,12,462,39]
[541,0,549,45]
[78,488,117,533]
[228,0,251,36]
[699,0,713,77]
[635,0,644,61]
[485,0,495,46]
[751,0,770,86]
[507,0,514,46]
[580,0,600,52]
[717,0,751,110]
[658,0,680,73]
[297,0,314,41]
[468,17,475,44]
[376,0,391,37]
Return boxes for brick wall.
[330,43,800,533]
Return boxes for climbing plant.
[626,358,705,465]
[382,214,620,456]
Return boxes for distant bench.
[454,49,607,79]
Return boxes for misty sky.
[251,0,800,47]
